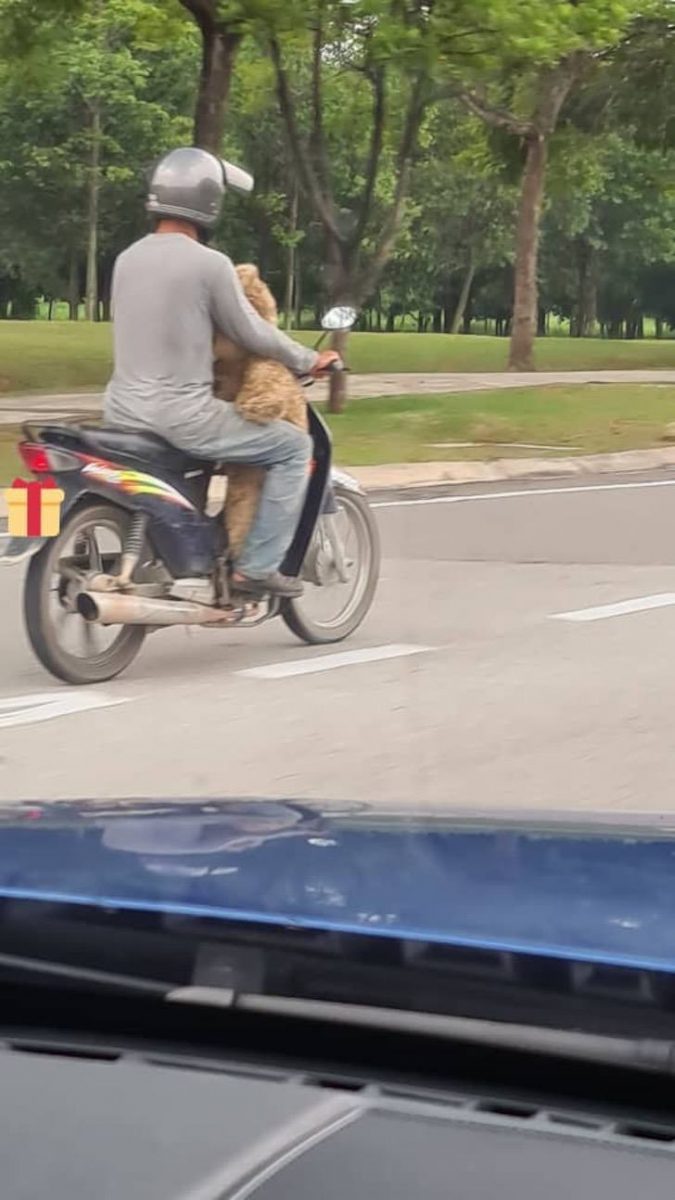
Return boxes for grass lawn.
[0,429,22,485]
[3,322,675,395]
[2,384,675,486]
[322,384,675,466]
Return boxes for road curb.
[346,447,675,491]
[4,445,675,519]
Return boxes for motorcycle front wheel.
[24,501,146,685]
[282,487,380,645]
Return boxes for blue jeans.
[104,388,313,577]
[167,403,312,578]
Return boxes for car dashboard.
[4,1035,675,1200]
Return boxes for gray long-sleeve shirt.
[103,232,317,437]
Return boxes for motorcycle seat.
[76,426,209,474]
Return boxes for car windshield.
[1,1,675,1042]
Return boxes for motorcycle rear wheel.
[25,501,147,685]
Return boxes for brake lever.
[299,362,349,388]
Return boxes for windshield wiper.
[0,950,170,997]
[167,986,675,1077]
[6,950,675,1079]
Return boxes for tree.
[537,12,675,339]
[178,0,244,150]
[0,0,196,318]
[438,0,655,369]
[177,0,311,152]
[389,102,516,334]
[267,0,437,410]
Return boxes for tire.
[24,501,147,685]
[282,487,380,645]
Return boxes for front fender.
[331,466,365,496]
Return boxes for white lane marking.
[371,478,675,509]
[238,643,431,680]
[551,593,675,623]
[0,691,128,730]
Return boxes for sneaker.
[232,571,304,599]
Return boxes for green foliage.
[0,0,197,311]
[0,0,673,344]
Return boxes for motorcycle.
[0,306,380,685]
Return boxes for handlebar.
[299,357,347,387]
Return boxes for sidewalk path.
[2,369,675,425]
[3,370,675,519]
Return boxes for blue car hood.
[0,800,674,974]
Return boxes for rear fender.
[0,533,47,566]
[0,486,136,567]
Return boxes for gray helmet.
[146,146,254,231]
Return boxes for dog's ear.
[236,262,278,324]
[236,263,259,290]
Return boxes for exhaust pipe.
[77,591,234,627]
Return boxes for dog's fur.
[213,263,308,559]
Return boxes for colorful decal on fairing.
[81,458,195,510]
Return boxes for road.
[3,468,675,810]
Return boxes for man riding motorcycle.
[103,147,338,599]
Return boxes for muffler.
[76,591,234,627]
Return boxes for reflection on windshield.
[1,803,674,973]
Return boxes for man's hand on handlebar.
[311,350,342,377]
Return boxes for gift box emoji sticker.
[6,477,64,538]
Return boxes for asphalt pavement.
[3,468,675,810]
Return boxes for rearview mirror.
[321,305,358,331]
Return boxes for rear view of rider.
[103,147,338,599]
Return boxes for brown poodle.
[213,263,308,559]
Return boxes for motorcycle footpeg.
[200,600,261,627]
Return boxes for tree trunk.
[294,253,302,329]
[48,299,54,321]
[575,241,597,337]
[450,255,475,334]
[374,292,382,331]
[328,328,349,413]
[283,181,299,330]
[193,25,240,152]
[257,225,270,281]
[85,101,101,323]
[508,134,548,371]
[656,317,664,339]
[68,250,80,321]
[537,306,547,336]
